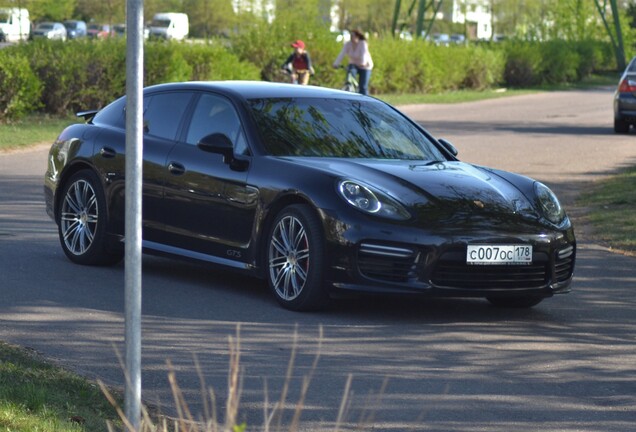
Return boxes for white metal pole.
[124,0,144,430]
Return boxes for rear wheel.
[266,204,328,311]
[614,117,630,134]
[58,170,123,266]
[487,296,544,308]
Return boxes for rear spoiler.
[76,110,99,122]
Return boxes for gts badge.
[226,249,242,258]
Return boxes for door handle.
[168,162,185,175]
[100,147,116,158]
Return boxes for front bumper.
[322,212,576,299]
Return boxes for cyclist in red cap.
[282,39,315,85]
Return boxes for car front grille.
[430,245,575,290]
[431,256,549,289]
[357,243,419,283]
[356,243,575,290]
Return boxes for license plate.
[467,245,533,265]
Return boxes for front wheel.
[266,204,328,311]
[487,296,544,308]
[57,170,123,266]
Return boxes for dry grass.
[97,325,385,432]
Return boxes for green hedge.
[0,35,618,121]
[0,50,42,121]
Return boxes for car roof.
[143,81,368,101]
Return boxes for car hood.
[292,158,539,224]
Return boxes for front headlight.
[534,182,566,225]
[338,180,410,220]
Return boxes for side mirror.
[197,133,234,162]
[438,138,458,157]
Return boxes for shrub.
[21,39,92,114]
[540,40,580,84]
[502,42,543,87]
[144,41,193,86]
[180,42,261,81]
[462,46,505,90]
[0,49,42,121]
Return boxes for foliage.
[23,0,76,22]
[0,32,618,120]
[577,166,636,253]
[0,341,121,431]
[180,42,261,81]
[501,41,543,87]
[540,39,580,84]
[0,49,42,121]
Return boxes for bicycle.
[340,64,359,93]
[281,65,314,85]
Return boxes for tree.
[183,0,235,38]
[594,0,626,70]
[74,0,125,23]
[4,0,75,21]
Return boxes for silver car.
[32,22,67,41]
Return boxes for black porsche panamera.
[44,81,575,310]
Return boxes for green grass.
[576,166,636,254]
[0,342,122,432]
[0,115,75,152]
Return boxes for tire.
[266,204,328,311]
[614,117,630,134]
[487,296,544,308]
[57,170,123,266]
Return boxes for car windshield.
[248,97,446,160]
[151,19,170,28]
[38,23,54,30]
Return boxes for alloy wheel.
[268,214,310,301]
[61,179,99,256]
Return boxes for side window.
[143,92,192,140]
[93,96,126,129]
[185,93,246,154]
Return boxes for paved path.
[1,88,635,431]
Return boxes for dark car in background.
[44,82,575,311]
[87,23,110,39]
[63,20,87,39]
[614,56,636,133]
[32,22,67,41]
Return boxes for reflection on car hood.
[295,158,537,223]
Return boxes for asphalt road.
[1,88,636,431]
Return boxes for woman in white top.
[333,29,374,95]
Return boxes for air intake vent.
[358,243,418,283]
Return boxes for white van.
[0,8,30,42]
[148,12,188,41]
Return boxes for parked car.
[430,33,450,46]
[44,82,576,311]
[63,20,86,39]
[148,12,189,40]
[113,23,149,39]
[450,34,466,44]
[613,56,636,133]
[87,23,110,39]
[0,7,31,42]
[32,22,67,41]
